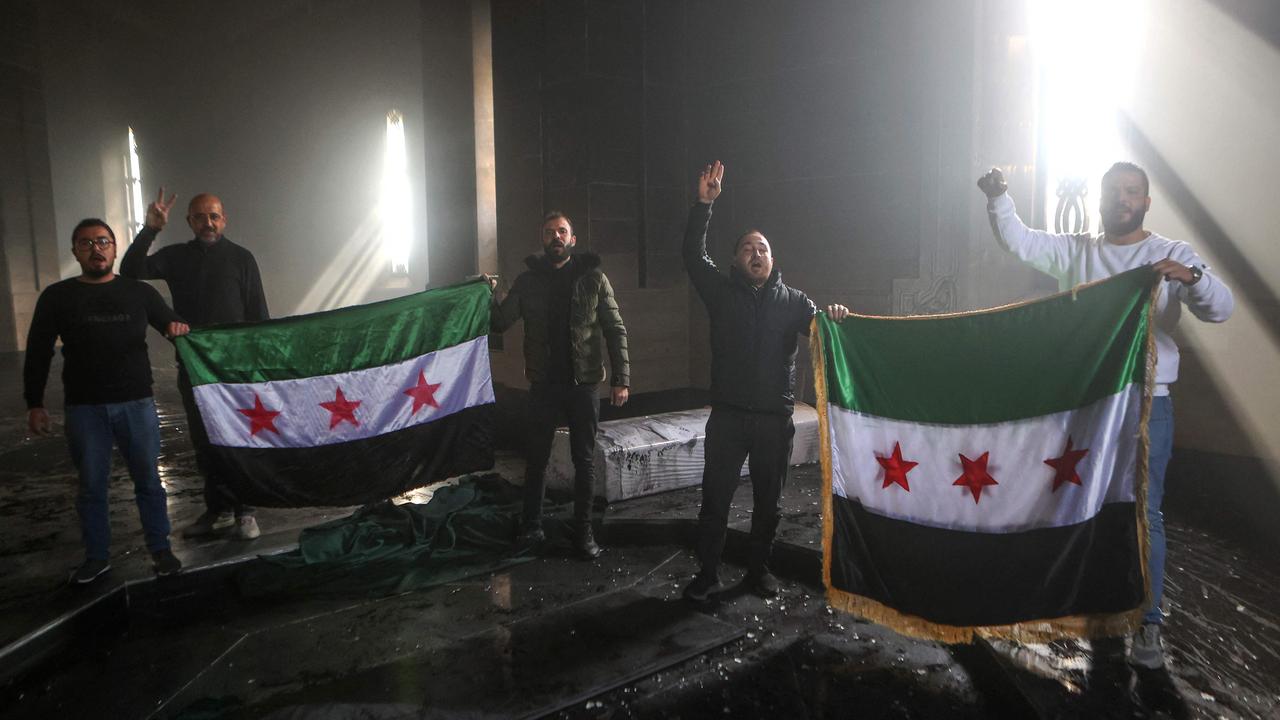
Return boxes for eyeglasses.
[74,237,115,250]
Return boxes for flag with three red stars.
[812,267,1159,643]
[174,280,495,506]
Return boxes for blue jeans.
[1145,395,1174,624]
[65,398,172,560]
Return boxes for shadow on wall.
[1118,112,1280,348]
[1162,355,1280,553]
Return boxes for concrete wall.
[34,0,479,320]
[0,0,61,351]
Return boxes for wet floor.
[1,354,1278,718]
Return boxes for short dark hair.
[542,210,574,236]
[70,218,116,246]
[1103,161,1149,196]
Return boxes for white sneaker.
[182,511,235,538]
[1130,623,1165,669]
[232,515,261,540]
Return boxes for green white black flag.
[174,280,495,507]
[813,268,1158,642]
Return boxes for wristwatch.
[1187,264,1203,285]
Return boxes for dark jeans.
[177,366,254,517]
[523,382,600,526]
[65,398,172,559]
[695,406,795,580]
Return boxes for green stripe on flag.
[176,280,491,386]
[817,267,1154,424]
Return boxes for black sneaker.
[152,549,183,577]
[70,558,111,585]
[745,569,779,598]
[512,525,546,555]
[682,573,720,602]
[574,522,602,560]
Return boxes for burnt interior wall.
[489,0,692,397]
[490,0,979,403]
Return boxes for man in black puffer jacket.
[491,211,630,559]
[682,161,849,601]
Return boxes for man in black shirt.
[121,189,269,541]
[682,161,849,602]
[490,211,630,559]
[24,219,190,583]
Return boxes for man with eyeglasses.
[24,219,190,583]
[121,189,269,541]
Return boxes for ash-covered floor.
[1,355,1277,719]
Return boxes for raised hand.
[977,167,1008,199]
[145,187,178,231]
[698,161,725,204]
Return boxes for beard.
[1102,205,1146,236]
[83,263,112,278]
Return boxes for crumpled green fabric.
[236,475,542,599]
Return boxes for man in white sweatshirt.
[977,162,1234,669]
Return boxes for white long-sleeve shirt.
[988,193,1234,394]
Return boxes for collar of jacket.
[523,252,601,275]
[187,235,229,252]
[729,264,782,291]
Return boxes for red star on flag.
[403,370,442,415]
[238,393,282,437]
[319,387,361,429]
[953,451,998,504]
[875,441,918,491]
[1044,436,1089,492]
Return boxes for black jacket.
[492,253,630,387]
[121,227,269,327]
[683,202,815,415]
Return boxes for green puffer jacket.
[491,253,630,387]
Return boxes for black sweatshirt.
[545,258,577,384]
[23,276,182,408]
[120,227,269,326]
[683,202,816,415]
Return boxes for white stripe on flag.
[193,335,494,449]
[828,386,1141,533]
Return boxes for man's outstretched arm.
[684,161,727,303]
[978,167,1075,281]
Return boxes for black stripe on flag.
[208,404,495,507]
[830,494,1144,627]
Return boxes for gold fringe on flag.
[810,274,1158,645]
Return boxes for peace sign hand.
[145,187,178,232]
[698,161,725,204]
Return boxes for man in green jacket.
[491,211,630,559]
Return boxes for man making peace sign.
[121,188,270,541]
